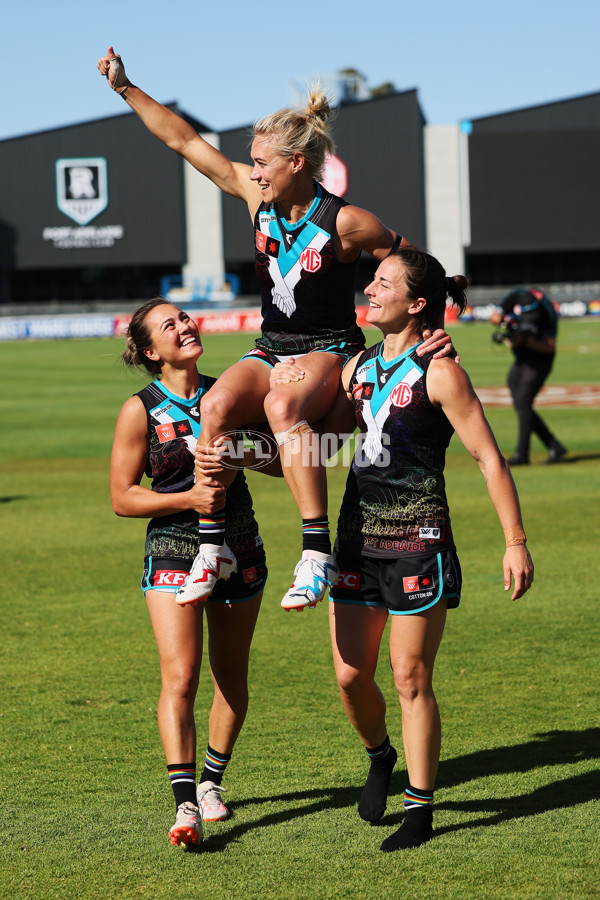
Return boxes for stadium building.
[0,89,598,309]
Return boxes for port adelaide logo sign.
[55,158,108,225]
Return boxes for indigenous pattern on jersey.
[136,378,261,563]
[254,182,366,354]
[336,342,455,559]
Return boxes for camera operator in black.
[490,288,567,466]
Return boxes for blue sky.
[3,0,598,143]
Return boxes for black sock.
[380,785,434,851]
[167,762,197,809]
[199,744,231,786]
[198,510,226,547]
[301,518,331,555]
[358,736,398,822]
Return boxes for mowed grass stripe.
[0,321,598,899]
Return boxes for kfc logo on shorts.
[390,382,413,408]
[300,247,322,273]
[154,569,188,587]
[333,571,360,590]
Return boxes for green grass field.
[1,320,599,899]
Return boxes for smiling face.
[249,134,301,205]
[364,256,428,338]
[143,304,203,368]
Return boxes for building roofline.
[0,103,213,143]
[470,89,600,124]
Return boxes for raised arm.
[427,359,534,601]
[97,47,261,211]
[110,395,225,519]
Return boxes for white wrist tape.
[109,56,130,94]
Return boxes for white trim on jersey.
[257,219,329,318]
[361,365,422,463]
[151,403,198,457]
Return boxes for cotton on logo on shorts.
[333,571,360,590]
[403,575,433,593]
[154,570,188,586]
[300,248,322,273]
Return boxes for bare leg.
[199,358,273,444]
[388,602,447,791]
[264,353,343,519]
[145,590,204,764]
[204,593,262,755]
[329,601,389,746]
[330,601,398,820]
[375,602,448,851]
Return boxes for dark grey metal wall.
[468,93,600,254]
[0,107,191,270]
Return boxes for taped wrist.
[504,527,527,547]
[109,56,131,95]
[274,420,313,447]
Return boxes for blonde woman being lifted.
[98,47,452,611]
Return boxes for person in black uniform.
[490,288,567,466]
[273,248,534,851]
[110,298,269,848]
[98,47,453,612]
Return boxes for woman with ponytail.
[274,248,534,851]
[111,298,268,848]
[98,48,454,612]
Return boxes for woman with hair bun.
[98,48,453,613]
[111,298,268,848]
[274,248,534,851]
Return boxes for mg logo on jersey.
[333,571,360,590]
[390,382,413,408]
[300,247,322,273]
[154,570,188,586]
[56,157,108,225]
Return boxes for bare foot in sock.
[358,745,398,822]
[380,808,433,851]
